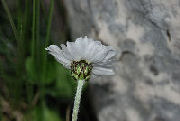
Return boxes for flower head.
[45,36,116,81]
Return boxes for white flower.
[45,36,116,80]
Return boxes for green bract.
[71,60,92,81]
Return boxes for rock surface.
[64,0,180,121]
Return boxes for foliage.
[0,0,75,120]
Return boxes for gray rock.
[64,0,180,121]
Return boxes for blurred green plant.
[0,0,75,121]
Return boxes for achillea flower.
[46,36,116,121]
[45,36,116,81]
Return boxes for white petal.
[82,40,97,60]
[92,66,115,75]
[66,41,81,60]
[74,37,90,59]
[104,48,116,60]
[97,48,117,65]
[74,36,116,64]
[60,44,74,61]
[89,45,108,63]
[45,45,71,69]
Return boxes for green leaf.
[44,108,62,121]
[47,63,75,98]
[26,56,57,84]
[43,61,57,84]
[25,57,37,83]
[26,106,63,121]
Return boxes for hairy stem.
[72,80,85,121]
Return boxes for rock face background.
[64,0,180,121]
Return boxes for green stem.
[72,80,85,121]
[42,0,54,81]
[31,0,36,59]
[41,0,54,106]
[1,0,19,41]
[45,0,54,47]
